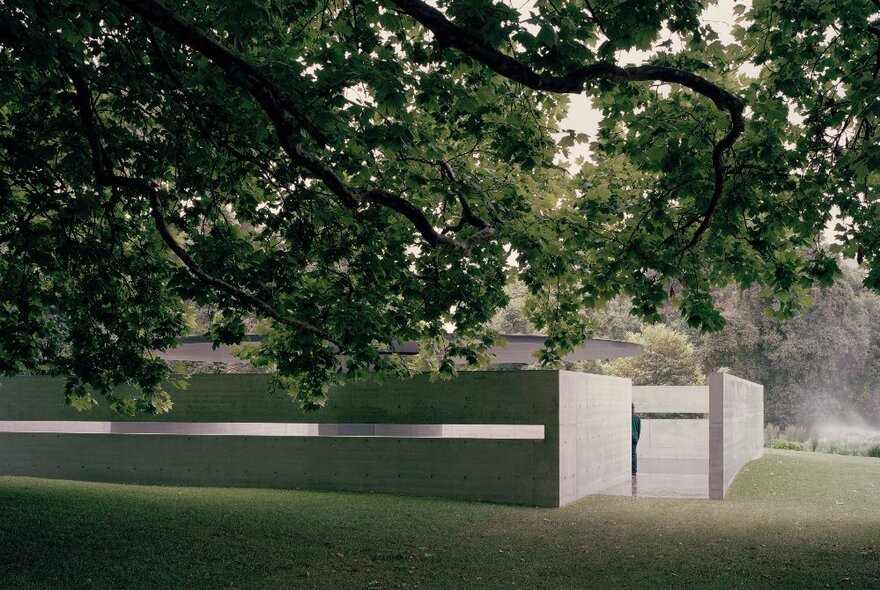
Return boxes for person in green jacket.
[632,403,641,476]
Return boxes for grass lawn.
[1,449,878,589]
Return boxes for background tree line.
[491,265,880,428]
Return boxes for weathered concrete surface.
[0,421,544,438]
[0,433,555,505]
[632,386,709,476]
[632,386,709,414]
[0,371,634,506]
[0,373,559,425]
[709,373,764,500]
[2,371,762,505]
[599,473,709,499]
[638,419,709,475]
[0,372,562,505]
[558,372,631,506]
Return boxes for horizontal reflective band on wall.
[0,421,544,439]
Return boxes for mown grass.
[1,450,878,589]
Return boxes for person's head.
[631,403,635,414]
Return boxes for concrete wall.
[0,371,633,507]
[709,373,764,499]
[632,386,709,414]
[558,372,631,505]
[632,386,710,476]
[0,372,560,505]
[0,373,556,424]
[638,419,708,475]
[1,371,764,503]
[1,433,557,502]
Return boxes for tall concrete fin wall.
[0,372,562,506]
[632,386,709,475]
[558,372,631,506]
[709,373,764,499]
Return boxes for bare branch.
[140,179,345,350]
[395,156,489,234]
[360,187,494,251]
[583,0,610,40]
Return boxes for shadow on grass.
[1,450,878,589]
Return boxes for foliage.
[769,439,804,451]
[606,324,705,385]
[1,0,878,410]
[764,422,781,445]
[487,281,537,336]
[811,437,880,457]
[826,443,870,457]
[702,268,880,426]
[169,360,273,375]
[780,424,808,443]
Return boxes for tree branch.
[62,59,344,350]
[395,156,489,234]
[139,179,345,350]
[114,0,492,254]
[387,0,746,252]
[583,0,610,41]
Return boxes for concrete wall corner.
[709,372,764,500]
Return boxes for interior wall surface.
[631,386,709,414]
[632,386,709,475]
[0,372,562,506]
[709,373,765,499]
[638,419,708,475]
[558,372,632,506]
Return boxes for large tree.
[0,0,876,410]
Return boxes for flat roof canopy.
[156,335,642,364]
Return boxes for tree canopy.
[0,0,877,411]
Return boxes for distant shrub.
[782,425,809,443]
[811,439,880,457]
[770,439,804,451]
[169,360,273,374]
[764,423,780,446]
[827,444,860,456]
[809,436,819,452]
